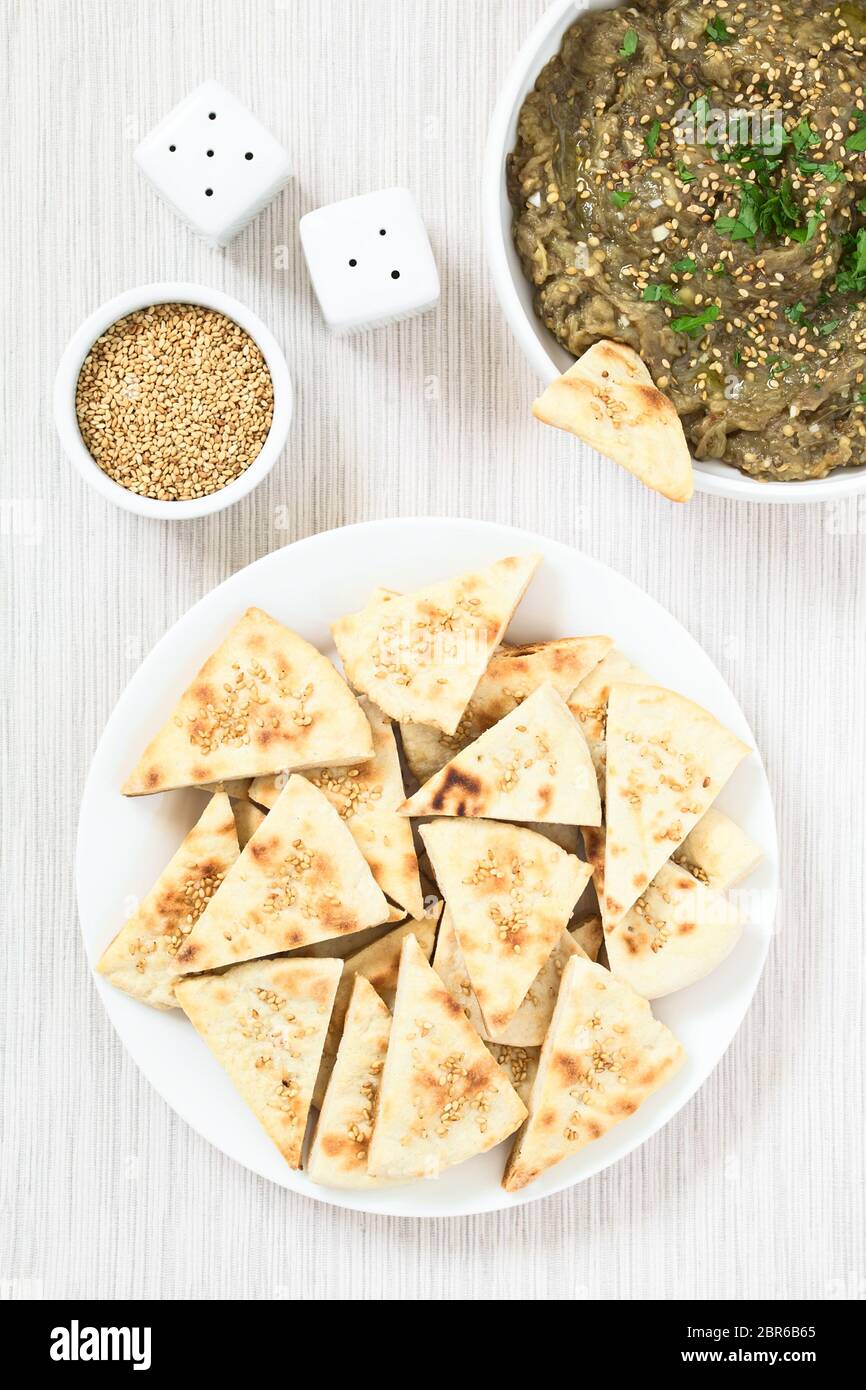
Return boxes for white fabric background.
[2,0,864,1302]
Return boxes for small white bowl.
[54,282,293,519]
[483,0,866,505]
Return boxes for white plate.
[77,518,778,1216]
[482,0,866,504]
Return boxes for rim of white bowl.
[54,282,293,520]
[482,0,866,505]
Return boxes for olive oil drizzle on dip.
[508,0,866,480]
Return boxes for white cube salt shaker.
[135,80,291,247]
[299,188,440,334]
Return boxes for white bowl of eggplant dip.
[483,0,866,502]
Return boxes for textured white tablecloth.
[2,0,864,1302]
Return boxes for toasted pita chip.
[175,956,341,1170]
[307,976,396,1188]
[503,955,685,1191]
[175,775,389,974]
[571,916,603,962]
[400,685,601,826]
[486,1043,539,1107]
[672,807,763,890]
[312,910,439,1108]
[96,793,239,1009]
[332,555,540,735]
[367,935,527,1179]
[567,649,651,796]
[420,820,592,1036]
[532,340,693,503]
[123,607,373,796]
[249,700,423,919]
[400,636,612,784]
[433,908,587,1046]
[604,685,750,926]
[233,799,266,850]
[606,861,742,998]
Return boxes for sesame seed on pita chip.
[603,684,750,926]
[502,955,685,1192]
[420,819,592,1038]
[331,555,540,736]
[96,792,239,1010]
[532,340,694,503]
[400,635,612,785]
[366,935,527,1181]
[174,775,390,975]
[400,683,601,826]
[175,956,342,1171]
[122,607,373,797]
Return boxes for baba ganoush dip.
[508,0,866,481]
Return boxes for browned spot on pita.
[321,1133,352,1159]
[432,765,482,814]
[540,1109,556,1129]
[587,1120,603,1140]
[193,683,213,704]
[553,1051,581,1084]
[537,783,553,815]
[256,727,275,747]
[632,872,648,889]
[677,919,696,935]
[145,767,160,790]
[250,837,276,861]
[176,942,199,966]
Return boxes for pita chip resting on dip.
[532,340,693,503]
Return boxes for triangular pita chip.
[307,976,396,1188]
[312,910,439,1108]
[331,555,540,735]
[605,861,742,999]
[175,956,342,1170]
[400,636,612,784]
[175,775,389,974]
[123,607,373,796]
[604,685,750,926]
[233,799,267,850]
[96,793,239,1009]
[400,685,601,826]
[420,820,591,1036]
[532,340,694,503]
[571,916,603,962]
[503,955,685,1191]
[567,648,650,796]
[250,699,423,918]
[486,1043,539,1107]
[367,935,527,1179]
[433,908,586,1046]
[672,807,763,891]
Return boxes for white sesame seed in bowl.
[54,283,293,519]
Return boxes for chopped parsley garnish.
[858,387,866,404]
[789,198,828,244]
[716,176,813,246]
[818,319,841,337]
[705,16,734,44]
[642,284,680,304]
[671,256,697,274]
[645,119,661,156]
[767,354,791,379]
[785,301,808,325]
[619,28,638,57]
[857,197,866,215]
[610,188,635,208]
[733,348,742,367]
[791,120,819,155]
[835,228,866,293]
[797,159,844,183]
[845,111,866,153]
[676,160,696,184]
[671,304,721,336]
